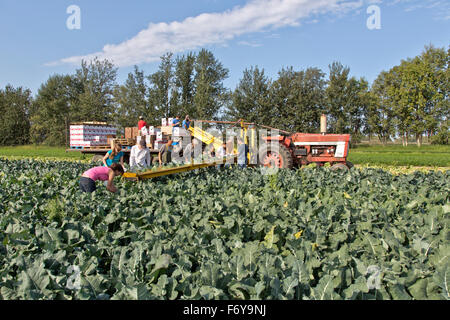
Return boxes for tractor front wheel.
[259,143,294,169]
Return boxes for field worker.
[224,137,236,168]
[138,116,147,131]
[215,142,226,168]
[103,142,124,168]
[158,139,173,166]
[130,138,151,170]
[182,115,191,130]
[183,139,199,163]
[237,136,249,169]
[79,163,124,193]
[172,116,181,128]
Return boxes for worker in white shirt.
[130,139,152,170]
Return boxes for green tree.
[325,62,351,133]
[0,85,32,145]
[225,66,272,124]
[30,75,77,145]
[368,71,395,144]
[269,67,326,133]
[173,52,196,118]
[193,49,229,120]
[148,52,174,119]
[113,66,152,129]
[379,45,448,147]
[74,58,118,122]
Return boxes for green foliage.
[30,74,75,146]
[113,66,150,129]
[225,66,272,125]
[371,45,448,147]
[270,67,326,133]
[0,85,32,146]
[74,58,118,122]
[431,121,449,145]
[193,49,230,120]
[0,159,449,300]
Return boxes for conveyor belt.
[122,157,233,181]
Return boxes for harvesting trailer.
[123,115,352,181]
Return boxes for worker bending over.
[130,138,151,170]
[80,163,124,193]
[158,139,173,166]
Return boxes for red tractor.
[257,115,353,170]
[259,132,352,170]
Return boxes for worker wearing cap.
[130,138,152,170]
[158,139,173,166]
[138,116,147,131]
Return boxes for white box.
[149,127,160,134]
[168,118,174,126]
[161,118,167,126]
[140,126,148,135]
[157,132,163,140]
[173,127,189,136]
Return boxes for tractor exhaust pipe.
[320,114,327,135]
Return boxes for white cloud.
[238,40,263,47]
[48,0,366,67]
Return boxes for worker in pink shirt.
[79,163,124,193]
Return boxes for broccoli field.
[0,159,449,300]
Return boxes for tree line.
[0,45,448,147]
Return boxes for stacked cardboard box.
[149,126,161,135]
[172,127,189,136]
[125,127,141,139]
[70,124,116,148]
[160,126,172,135]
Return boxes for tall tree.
[269,67,326,133]
[193,49,229,120]
[367,71,395,144]
[325,62,351,133]
[74,57,118,122]
[347,77,371,140]
[226,66,272,124]
[148,52,174,119]
[173,52,196,118]
[30,75,77,145]
[0,85,32,145]
[113,66,152,129]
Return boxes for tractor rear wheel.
[259,143,294,169]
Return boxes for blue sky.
[0,0,448,96]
